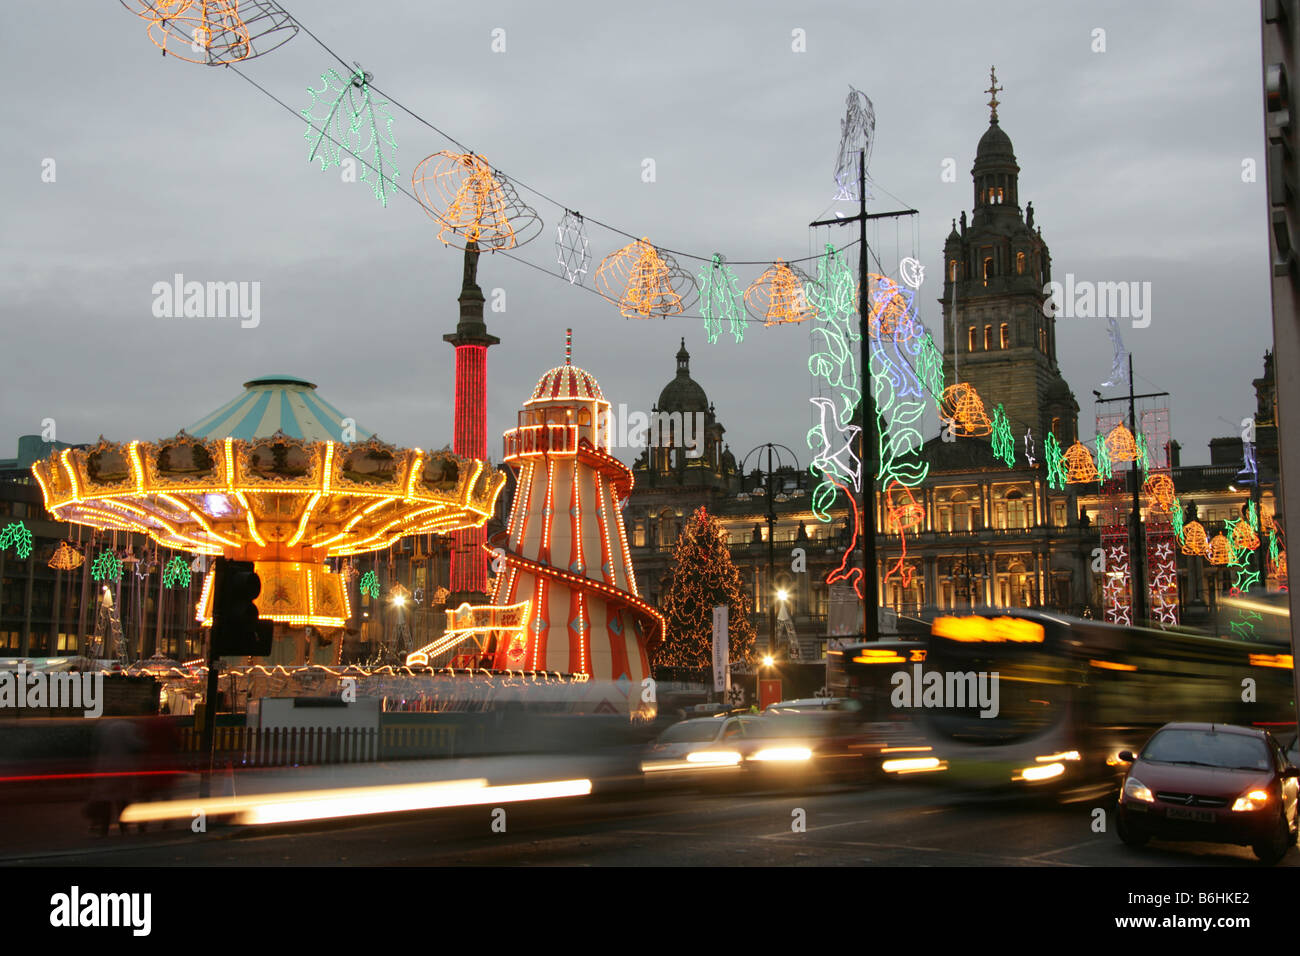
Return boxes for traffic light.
[211,558,273,657]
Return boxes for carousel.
[32,375,504,663]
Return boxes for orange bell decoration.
[1062,441,1099,484]
[146,0,251,63]
[1231,521,1260,551]
[939,383,993,437]
[744,259,817,326]
[1206,533,1231,565]
[1142,473,1175,512]
[594,239,691,319]
[1275,550,1288,579]
[1105,423,1139,463]
[411,152,541,252]
[1181,521,1208,556]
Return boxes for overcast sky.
[0,1,1276,474]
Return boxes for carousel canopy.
[186,375,374,443]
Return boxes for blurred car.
[640,716,762,782]
[1115,722,1300,864]
[1285,732,1299,770]
[739,712,874,785]
[764,697,860,714]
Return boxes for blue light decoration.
[990,404,1014,468]
[697,253,747,344]
[0,521,33,560]
[302,66,399,207]
[359,569,380,599]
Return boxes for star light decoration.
[939,383,993,438]
[91,551,122,583]
[303,65,399,206]
[412,152,542,251]
[123,0,299,65]
[990,404,1015,467]
[0,521,33,560]
[745,260,818,326]
[162,555,192,589]
[594,239,694,319]
[555,210,591,284]
[698,254,747,344]
[48,541,84,571]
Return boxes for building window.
[1039,326,1048,353]
[968,326,976,352]
[1052,501,1066,527]
[983,256,993,286]
[984,325,992,351]
[634,521,646,548]
[949,259,958,281]
[1000,323,1009,349]
[1016,252,1025,275]
[1006,490,1027,529]
[1051,417,1061,440]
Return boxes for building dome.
[975,120,1016,164]
[527,363,606,405]
[657,339,709,413]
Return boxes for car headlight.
[750,746,812,762]
[1123,776,1154,804]
[1231,789,1270,812]
[685,750,742,766]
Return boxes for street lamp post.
[739,443,800,669]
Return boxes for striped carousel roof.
[526,364,606,405]
[185,375,375,443]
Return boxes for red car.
[1115,722,1300,864]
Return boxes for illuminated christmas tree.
[656,507,756,669]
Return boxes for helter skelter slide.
[408,352,662,703]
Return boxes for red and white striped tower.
[491,333,662,682]
[444,241,498,602]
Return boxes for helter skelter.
[408,340,663,692]
[31,375,503,659]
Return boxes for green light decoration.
[0,521,33,560]
[698,254,747,344]
[1269,529,1280,564]
[302,67,399,207]
[1171,498,1185,542]
[1095,435,1113,482]
[162,555,191,589]
[1228,610,1263,639]
[90,551,122,583]
[805,244,863,523]
[359,569,380,599]
[990,404,1015,468]
[1136,433,1149,474]
[914,332,945,408]
[1225,516,1262,595]
[1045,433,1066,490]
[1247,500,1258,531]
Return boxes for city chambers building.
[623,93,1273,660]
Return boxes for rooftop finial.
[986,66,1002,123]
[565,328,572,365]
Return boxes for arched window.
[1016,252,1025,275]
[984,325,992,350]
[1051,417,1061,440]
[982,256,993,286]
[1000,323,1009,349]
[949,259,958,281]
[968,326,976,352]
[658,508,677,548]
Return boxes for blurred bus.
[914,610,1296,800]
[827,638,943,777]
